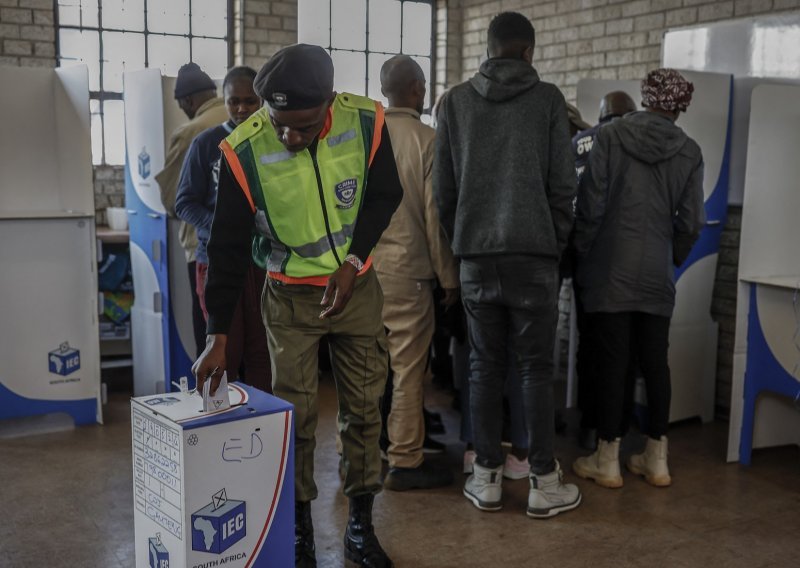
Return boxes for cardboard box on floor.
[131,382,293,567]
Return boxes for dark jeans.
[591,312,671,441]
[461,255,558,474]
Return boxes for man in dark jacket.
[572,69,705,490]
[434,11,581,519]
[571,91,637,452]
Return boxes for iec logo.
[191,488,246,554]
[48,342,80,376]
[334,178,357,209]
[148,533,169,568]
[139,146,151,179]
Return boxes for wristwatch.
[344,254,364,272]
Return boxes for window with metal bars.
[298,0,435,114]
[55,0,233,165]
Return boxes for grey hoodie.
[574,111,706,316]
[433,59,576,259]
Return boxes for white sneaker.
[503,453,530,480]
[463,462,503,511]
[527,461,582,519]
[463,450,476,475]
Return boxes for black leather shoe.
[295,501,316,568]
[344,494,393,567]
[422,435,445,454]
[384,460,454,491]
[578,428,598,452]
[423,408,446,435]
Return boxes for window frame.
[54,0,235,165]
[305,0,437,112]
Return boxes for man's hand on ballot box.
[193,334,227,396]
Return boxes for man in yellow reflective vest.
[193,45,402,568]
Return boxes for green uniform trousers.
[263,268,388,502]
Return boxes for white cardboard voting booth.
[132,383,294,567]
[576,70,733,425]
[660,15,800,461]
[0,64,101,425]
[727,85,800,463]
[123,68,197,396]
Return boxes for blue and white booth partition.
[576,71,734,424]
[132,383,294,567]
[124,69,197,396]
[0,65,101,425]
[728,85,800,464]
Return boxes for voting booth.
[123,69,197,396]
[0,65,101,425]
[728,85,800,464]
[576,70,733,425]
[660,14,800,461]
[132,383,294,567]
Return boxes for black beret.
[254,44,334,111]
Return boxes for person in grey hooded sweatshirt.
[572,69,705,490]
[434,11,581,519]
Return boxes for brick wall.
[712,206,741,416]
[93,165,126,225]
[236,0,298,68]
[456,0,800,101]
[0,0,55,67]
[436,0,464,100]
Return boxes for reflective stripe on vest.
[220,93,384,284]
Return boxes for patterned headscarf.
[640,68,694,113]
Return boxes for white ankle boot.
[627,435,671,487]
[572,438,623,488]
[463,462,503,511]
[527,461,582,519]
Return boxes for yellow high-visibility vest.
[220,93,384,285]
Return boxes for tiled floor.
[1,378,798,567]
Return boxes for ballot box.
[132,383,294,568]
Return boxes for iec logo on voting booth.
[148,533,169,568]
[48,342,80,376]
[191,488,246,555]
[138,147,151,179]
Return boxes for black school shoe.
[422,435,446,454]
[384,460,454,492]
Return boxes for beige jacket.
[155,97,229,262]
[373,108,458,289]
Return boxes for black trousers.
[574,285,597,430]
[590,312,671,441]
[187,261,206,359]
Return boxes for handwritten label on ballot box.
[131,382,294,567]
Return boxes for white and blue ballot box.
[132,383,294,567]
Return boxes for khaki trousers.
[263,269,388,502]
[376,273,435,469]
